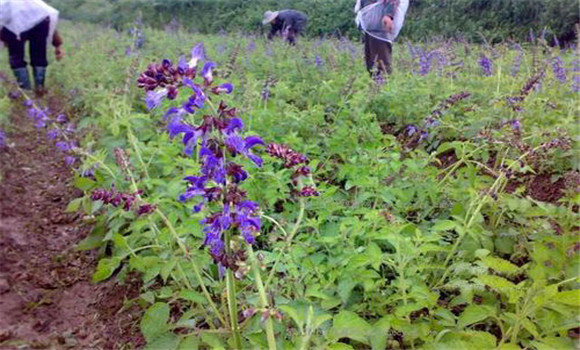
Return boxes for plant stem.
[247,244,277,350]
[155,209,227,327]
[265,198,306,289]
[225,232,243,349]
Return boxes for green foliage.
[46,0,579,43]
[2,19,578,349]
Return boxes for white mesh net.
[356,0,409,43]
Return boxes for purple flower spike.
[145,89,168,110]
[478,54,493,77]
[189,43,205,68]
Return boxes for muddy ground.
[0,97,143,350]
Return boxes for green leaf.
[522,317,539,339]
[370,316,391,350]
[140,302,170,342]
[92,257,121,282]
[554,290,580,306]
[145,332,180,350]
[481,256,519,275]
[74,176,96,191]
[279,304,305,331]
[76,224,106,251]
[178,290,205,304]
[328,343,354,350]
[432,220,457,231]
[477,275,516,292]
[178,336,199,350]
[66,197,83,212]
[329,310,372,345]
[497,343,521,350]
[201,333,224,349]
[337,278,357,303]
[457,305,495,328]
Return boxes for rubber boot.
[33,66,47,97]
[12,67,32,90]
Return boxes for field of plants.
[0,21,579,350]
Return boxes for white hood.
[0,0,59,47]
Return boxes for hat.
[262,10,279,25]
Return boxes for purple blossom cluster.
[265,143,319,197]
[24,99,77,165]
[478,53,493,77]
[510,44,523,77]
[505,71,545,112]
[552,56,567,83]
[91,188,156,215]
[138,43,310,272]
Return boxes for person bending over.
[0,0,64,96]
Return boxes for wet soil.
[0,98,143,349]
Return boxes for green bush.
[48,0,578,43]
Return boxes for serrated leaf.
[477,275,516,291]
[140,302,170,342]
[481,256,519,275]
[554,290,580,306]
[457,305,495,328]
[329,310,372,345]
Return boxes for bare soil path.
[0,96,143,350]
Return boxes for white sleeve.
[354,0,362,13]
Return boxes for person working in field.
[355,0,409,76]
[263,9,308,45]
[0,0,64,96]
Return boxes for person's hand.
[382,15,394,32]
[55,46,64,61]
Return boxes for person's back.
[264,9,308,45]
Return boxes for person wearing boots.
[263,9,308,45]
[0,0,64,96]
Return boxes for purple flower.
[56,114,68,124]
[56,141,75,152]
[183,79,206,111]
[188,43,205,68]
[145,89,168,110]
[47,128,60,140]
[247,41,256,54]
[0,129,6,147]
[213,83,234,95]
[478,54,493,77]
[510,45,523,77]
[552,56,567,83]
[315,55,324,68]
[65,156,76,166]
[201,62,216,84]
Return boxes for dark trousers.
[364,34,392,75]
[0,17,50,69]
